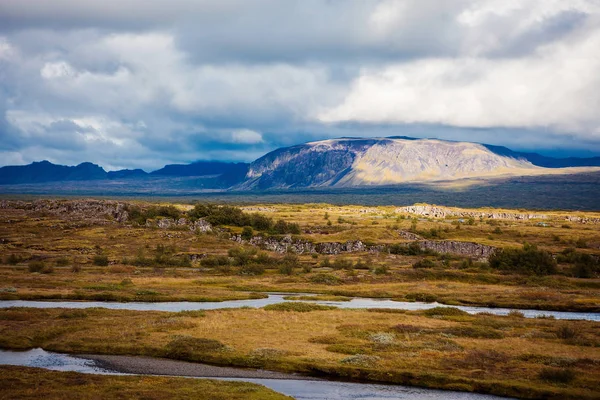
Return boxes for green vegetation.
[1,199,600,399]
[489,244,557,275]
[0,366,290,400]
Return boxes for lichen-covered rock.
[398,230,423,240]
[417,240,496,259]
[396,205,549,221]
[231,234,367,255]
[190,219,213,233]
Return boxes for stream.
[0,348,512,400]
[0,293,598,320]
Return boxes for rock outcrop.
[231,234,367,255]
[417,240,496,259]
[396,204,549,221]
[0,199,129,223]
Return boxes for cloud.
[0,0,599,170]
[229,129,263,144]
[319,19,600,139]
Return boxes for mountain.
[0,161,107,184]
[2,139,599,188]
[236,137,600,190]
[482,144,600,168]
[106,169,149,179]
[151,161,249,185]
[0,160,248,186]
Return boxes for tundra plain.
[0,199,599,399]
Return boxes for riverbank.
[1,307,598,399]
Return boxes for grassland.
[0,365,291,400]
[0,199,599,399]
[0,306,599,399]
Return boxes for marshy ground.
[0,199,599,399]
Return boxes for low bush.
[165,336,227,360]
[389,242,423,256]
[331,258,354,270]
[309,273,341,285]
[405,292,437,302]
[489,244,556,275]
[5,254,22,265]
[200,255,230,268]
[538,367,575,384]
[444,326,504,339]
[264,302,337,312]
[412,259,436,269]
[92,255,109,266]
[372,265,389,275]
[28,261,45,273]
[279,253,299,275]
[556,324,579,340]
[55,257,70,267]
[423,307,468,317]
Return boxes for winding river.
[0,293,598,320]
[0,348,512,400]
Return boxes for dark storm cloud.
[0,0,599,170]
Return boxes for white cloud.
[229,129,263,144]
[319,22,600,138]
[40,61,76,79]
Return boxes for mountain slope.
[237,138,599,190]
[0,161,108,184]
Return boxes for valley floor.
[0,199,599,399]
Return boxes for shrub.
[413,259,436,269]
[405,292,437,302]
[508,310,525,318]
[556,324,579,340]
[92,255,109,266]
[279,253,299,275]
[319,258,331,268]
[444,326,504,339]
[389,242,423,256]
[241,226,254,240]
[239,264,265,275]
[340,354,380,367]
[55,257,70,267]
[372,265,389,275]
[423,307,468,317]
[6,254,22,265]
[28,261,45,273]
[309,274,341,285]
[538,368,575,384]
[200,255,230,268]
[40,265,54,274]
[71,265,82,273]
[489,244,556,275]
[228,247,257,266]
[165,336,226,360]
[332,258,353,270]
[264,302,337,312]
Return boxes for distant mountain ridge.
[0,160,248,186]
[236,137,600,190]
[1,137,599,187]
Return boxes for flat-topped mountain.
[1,137,599,188]
[237,137,600,189]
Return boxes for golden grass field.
[0,365,291,400]
[0,200,599,399]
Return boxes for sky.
[0,0,599,171]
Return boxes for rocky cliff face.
[231,233,496,259]
[0,199,129,223]
[236,137,547,189]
